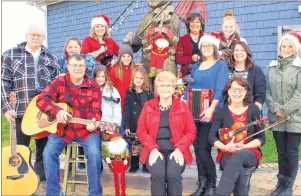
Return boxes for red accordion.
[187,89,214,121]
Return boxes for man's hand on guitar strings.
[56,110,72,124]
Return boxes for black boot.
[204,178,216,196]
[142,164,149,173]
[271,174,285,196]
[189,176,207,196]
[280,176,294,196]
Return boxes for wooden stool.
[62,142,88,195]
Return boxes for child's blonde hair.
[221,10,240,36]
[129,67,151,92]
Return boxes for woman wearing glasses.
[229,41,266,111]
[208,76,265,196]
[183,34,229,196]
[137,71,196,196]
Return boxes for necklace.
[158,104,172,111]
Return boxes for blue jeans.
[43,134,102,196]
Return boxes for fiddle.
[218,117,267,144]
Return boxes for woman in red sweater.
[81,14,119,65]
[175,13,205,78]
[109,41,138,111]
[137,71,196,196]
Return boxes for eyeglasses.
[28,33,44,39]
[229,88,246,93]
[158,84,174,88]
[201,44,214,49]
[68,64,86,69]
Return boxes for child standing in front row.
[123,67,154,173]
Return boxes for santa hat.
[109,132,122,141]
[91,14,110,28]
[279,34,301,51]
[199,34,220,49]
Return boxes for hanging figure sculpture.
[127,0,180,77]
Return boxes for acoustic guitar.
[21,95,118,139]
[2,92,39,195]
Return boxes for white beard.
[107,138,128,155]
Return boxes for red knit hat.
[91,14,110,28]
[109,132,122,141]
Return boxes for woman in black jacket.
[123,67,154,172]
[229,41,266,111]
[208,76,266,196]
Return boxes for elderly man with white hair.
[1,24,60,182]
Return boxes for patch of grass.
[260,130,278,163]
[1,115,36,153]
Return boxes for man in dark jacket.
[1,24,60,181]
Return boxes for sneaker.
[142,166,149,173]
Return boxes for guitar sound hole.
[9,155,21,167]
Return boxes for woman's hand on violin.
[222,137,236,152]
[149,148,163,166]
[170,148,184,166]
[200,108,214,122]
[232,142,245,152]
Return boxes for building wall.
[47,1,300,114]
[47,1,301,71]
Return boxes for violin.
[218,118,267,144]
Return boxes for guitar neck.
[10,104,17,156]
[68,117,92,125]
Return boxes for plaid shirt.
[36,73,102,143]
[1,42,60,117]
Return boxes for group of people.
[1,5,301,196]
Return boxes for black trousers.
[216,149,258,196]
[146,152,186,196]
[16,117,48,180]
[193,122,216,180]
[273,131,301,179]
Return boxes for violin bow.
[238,116,291,143]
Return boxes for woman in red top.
[109,41,138,110]
[81,14,119,64]
[137,71,196,196]
[175,13,205,78]
[208,76,266,196]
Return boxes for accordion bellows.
[187,89,214,121]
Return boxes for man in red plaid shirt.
[37,54,103,196]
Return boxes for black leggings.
[273,131,301,179]
[193,122,216,180]
[146,152,186,196]
[216,149,258,196]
